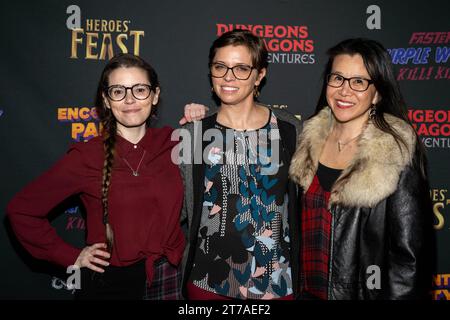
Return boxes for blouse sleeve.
[6,145,87,267]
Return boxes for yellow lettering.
[68,108,79,121]
[443,274,450,286]
[430,189,439,201]
[79,108,91,120]
[57,108,67,121]
[86,19,93,31]
[72,123,85,140]
[86,33,99,59]
[94,19,100,32]
[123,21,129,33]
[99,33,114,60]
[70,29,84,59]
[435,290,450,300]
[84,122,99,139]
[108,20,115,32]
[116,20,122,32]
[433,274,441,287]
[433,203,445,230]
[130,30,144,55]
[100,19,107,32]
[442,290,450,300]
[116,34,128,54]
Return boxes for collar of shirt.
[115,129,153,158]
[114,127,177,164]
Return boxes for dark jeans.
[74,260,146,300]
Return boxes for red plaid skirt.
[145,258,183,300]
[301,175,332,300]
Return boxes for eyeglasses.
[326,73,374,92]
[210,62,256,80]
[106,84,153,101]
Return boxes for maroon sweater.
[7,127,185,283]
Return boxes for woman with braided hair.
[7,53,185,299]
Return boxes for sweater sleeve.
[6,145,87,267]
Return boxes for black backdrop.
[1,0,449,299]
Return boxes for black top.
[317,162,343,192]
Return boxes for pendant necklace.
[122,150,146,176]
[337,134,361,152]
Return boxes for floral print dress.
[189,112,293,299]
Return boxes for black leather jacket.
[290,108,434,300]
[326,160,433,299]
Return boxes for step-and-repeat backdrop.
[1,0,449,299]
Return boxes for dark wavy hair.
[315,38,427,177]
[94,53,160,252]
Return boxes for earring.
[211,87,214,92]
[369,104,376,120]
[253,86,260,98]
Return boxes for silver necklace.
[121,150,146,176]
[337,134,361,152]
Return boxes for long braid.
[101,116,116,253]
[95,53,161,253]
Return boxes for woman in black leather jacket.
[289,38,434,300]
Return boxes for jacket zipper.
[327,204,337,300]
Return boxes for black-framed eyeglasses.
[210,62,256,80]
[105,83,153,101]
[326,73,374,92]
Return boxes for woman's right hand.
[179,103,209,125]
[74,243,110,273]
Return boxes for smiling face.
[326,54,379,125]
[103,67,160,134]
[211,45,266,107]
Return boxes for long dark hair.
[315,38,427,177]
[94,53,160,252]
